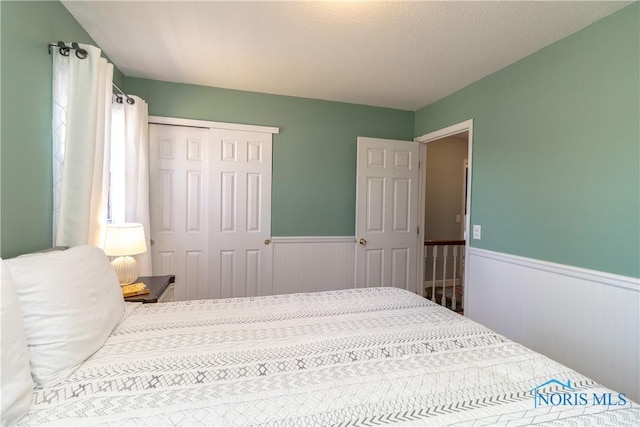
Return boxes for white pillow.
[1,258,34,425]
[5,245,124,387]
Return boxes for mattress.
[19,287,639,425]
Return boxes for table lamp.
[103,223,147,285]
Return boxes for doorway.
[416,120,473,313]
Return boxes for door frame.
[414,119,474,312]
[149,116,279,135]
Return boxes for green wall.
[0,0,412,256]
[0,1,124,258]
[2,1,637,279]
[415,4,640,277]
[125,78,414,236]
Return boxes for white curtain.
[110,96,152,275]
[52,44,113,247]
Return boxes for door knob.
[359,238,367,246]
[264,239,271,245]
[150,239,155,246]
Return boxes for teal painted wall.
[415,4,639,277]
[124,78,414,236]
[2,0,637,279]
[0,1,123,258]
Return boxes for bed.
[2,246,639,426]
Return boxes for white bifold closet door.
[149,124,272,301]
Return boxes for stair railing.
[424,240,465,312]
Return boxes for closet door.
[210,128,273,298]
[150,123,274,300]
[149,124,210,301]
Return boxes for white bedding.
[19,287,639,426]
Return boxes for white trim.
[149,115,279,134]
[414,119,474,308]
[469,247,640,292]
[271,236,356,244]
[417,143,427,297]
[414,119,474,143]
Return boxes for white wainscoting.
[466,247,640,403]
[272,237,355,295]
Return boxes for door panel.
[367,177,385,232]
[210,128,272,298]
[365,249,384,287]
[391,248,409,288]
[356,137,420,292]
[393,178,411,232]
[149,124,209,301]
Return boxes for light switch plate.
[473,225,482,240]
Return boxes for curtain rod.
[112,82,135,105]
[48,41,135,105]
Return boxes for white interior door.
[355,137,420,292]
[210,128,272,298]
[149,124,210,301]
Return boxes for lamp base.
[111,256,139,285]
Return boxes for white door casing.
[210,128,273,298]
[355,137,420,292]
[149,124,210,301]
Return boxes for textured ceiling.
[62,1,631,111]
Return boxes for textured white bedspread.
[20,287,639,425]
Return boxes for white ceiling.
[62,1,631,111]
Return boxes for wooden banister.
[424,240,465,246]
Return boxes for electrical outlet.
[473,225,482,240]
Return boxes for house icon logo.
[531,379,628,408]
[530,379,573,408]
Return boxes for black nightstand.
[124,275,175,303]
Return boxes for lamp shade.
[103,223,147,256]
